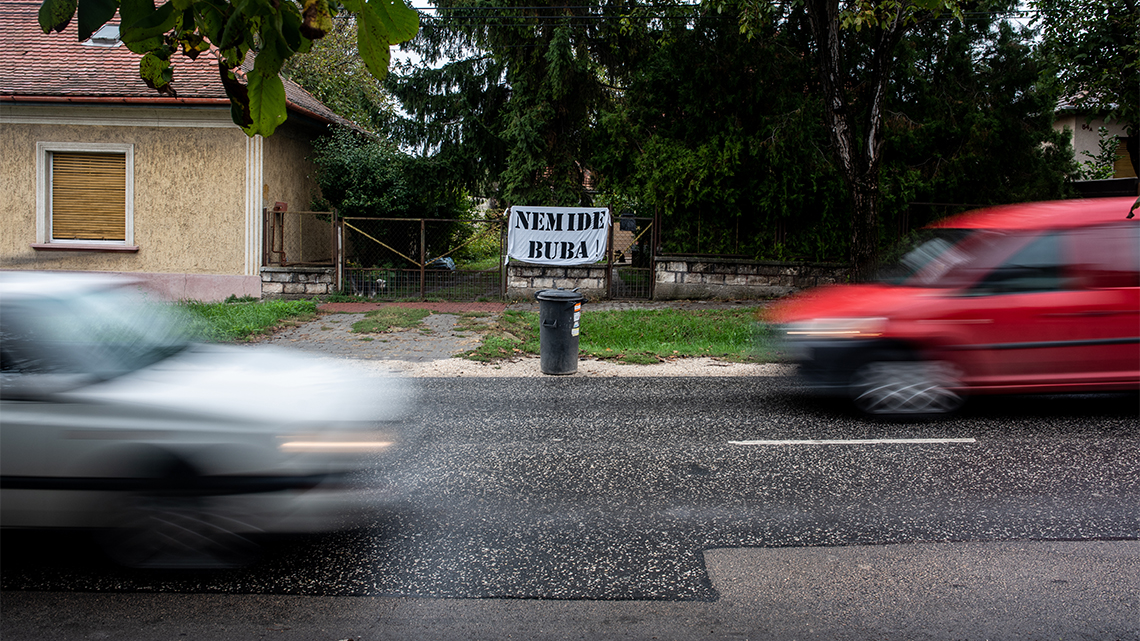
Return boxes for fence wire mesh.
[341,217,504,301]
[610,214,655,299]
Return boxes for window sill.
[31,243,139,253]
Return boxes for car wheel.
[849,359,964,417]
[101,463,259,569]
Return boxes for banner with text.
[507,206,611,265]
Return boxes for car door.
[1,302,61,526]
[943,225,1139,390]
[933,232,1081,387]
[1,299,140,528]
[1061,221,1140,386]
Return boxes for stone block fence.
[506,264,610,300]
[651,257,847,300]
[261,266,335,299]
[506,257,847,301]
[261,260,847,300]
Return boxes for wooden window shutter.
[50,152,127,241]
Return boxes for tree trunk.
[849,177,882,281]
[804,0,905,282]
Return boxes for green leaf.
[38,0,78,34]
[219,7,248,48]
[254,22,286,75]
[355,0,418,81]
[356,5,392,80]
[178,26,210,59]
[77,0,118,41]
[245,68,287,137]
[121,0,177,44]
[139,51,174,91]
[364,0,418,45]
[912,0,944,11]
[193,0,226,42]
[219,43,247,68]
[300,0,333,39]
[218,64,253,128]
[278,4,307,52]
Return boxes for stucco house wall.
[0,0,345,301]
[1053,113,1135,178]
[0,105,265,299]
[264,120,322,212]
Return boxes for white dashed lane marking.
[729,438,977,446]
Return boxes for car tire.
[101,460,259,569]
[849,358,964,417]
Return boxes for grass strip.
[458,310,540,361]
[351,307,433,334]
[179,299,318,342]
[459,307,766,364]
[580,308,761,363]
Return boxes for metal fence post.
[335,211,343,293]
[419,218,426,299]
[606,209,614,298]
[500,219,507,298]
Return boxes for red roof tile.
[0,0,351,128]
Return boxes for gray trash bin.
[535,289,585,375]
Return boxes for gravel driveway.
[252,300,788,378]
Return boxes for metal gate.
[339,216,506,301]
[608,213,655,299]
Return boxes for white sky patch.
[729,438,977,446]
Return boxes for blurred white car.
[0,272,412,568]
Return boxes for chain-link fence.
[609,213,655,299]
[341,217,505,301]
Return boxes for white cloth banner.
[506,206,611,265]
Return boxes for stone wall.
[507,263,609,300]
[261,266,335,299]
[507,258,847,300]
[653,257,847,300]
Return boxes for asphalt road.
[3,376,1138,640]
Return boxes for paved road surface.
[3,303,1137,641]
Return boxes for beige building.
[1,0,346,300]
[1053,101,1137,180]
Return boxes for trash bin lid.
[535,288,585,302]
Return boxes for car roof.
[930,197,1138,231]
[0,271,140,300]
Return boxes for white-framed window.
[36,142,135,248]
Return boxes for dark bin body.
[535,289,585,375]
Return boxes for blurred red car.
[768,198,1140,416]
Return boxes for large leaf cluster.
[1031,0,1139,171]
[283,13,395,133]
[311,128,471,219]
[39,0,419,136]
[385,0,648,207]
[592,7,850,260]
[381,0,1075,263]
[882,12,1075,222]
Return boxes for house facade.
[1053,100,1138,180]
[0,0,344,300]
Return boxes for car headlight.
[278,431,395,453]
[783,317,887,338]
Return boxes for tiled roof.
[0,0,351,128]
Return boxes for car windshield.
[0,286,193,379]
[873,229,975,285]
